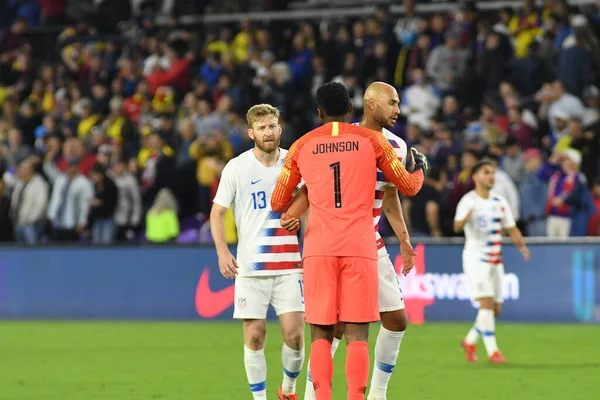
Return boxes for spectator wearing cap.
[545,107,570,151]
[110,158,142,241]
[501,135,527,186]
[88,163,118,244]
[47,157,93,242]
[538,148,587,237]
[520,148,548,236]
[558,27,591,99]
[426,30,469,94]
[507,106,535,149]
[542,80,585,134]
[400,68,442,130]
[10,159,48,244]
[554,116,584,154]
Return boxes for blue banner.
[0,243,598,322]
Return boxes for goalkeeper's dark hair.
[316,82,351,117]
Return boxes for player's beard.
[255,136,280,154]
[376,113,396,130]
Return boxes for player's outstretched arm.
[371,134,425,197]
[507,226,531,262]
[271,142,303,212]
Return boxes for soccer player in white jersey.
[454,159,530,364]
[210,104,305,400]
[284,82,423,400]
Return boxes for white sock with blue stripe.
[465,325,481,345]
[304,337,340,400]
[476,309,499,356]
[281,343,304,395]
[244,346,267,399]
[368,327,405,399]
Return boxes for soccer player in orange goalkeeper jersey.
[270,82,426,400]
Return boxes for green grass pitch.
[1,321,599,399]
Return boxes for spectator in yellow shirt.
[189,129,234,214]
[145,188,180,243]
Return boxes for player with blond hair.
[210,104,305,400]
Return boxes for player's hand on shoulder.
[217,250,239,279]
[280,213,300,232]
[409,147,428,174]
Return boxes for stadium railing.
[165,0,597,25]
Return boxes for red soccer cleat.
[278,386,298,400]
[489,351,507,364]
[461,339,478,362]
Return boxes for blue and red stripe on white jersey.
[372,128,408,254]
[213,148,302,277]
[454,191,516,266]
[252,211,302,272]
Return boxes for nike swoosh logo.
[251,180,262,185]
[195,268,235,318]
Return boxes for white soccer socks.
[281,343,305,395]
[476,309,499,355]
[244,345,268,399]
[367,327,405,400]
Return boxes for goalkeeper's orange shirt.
[271,122,424,260]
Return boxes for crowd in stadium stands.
[0,0,600,245]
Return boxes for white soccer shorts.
[378,253,405,312]
[462,255,505,303]
[233,272,305,319]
